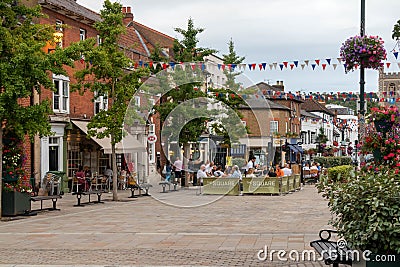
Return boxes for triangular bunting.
[333,63,337,70]
[251,63,256,70]
[311,64,316,70]
[248,64,252,70]
[190,63,196,71]
[337,58,342,64]
[386,62,391,68]
[259,64,263,70]
[322,64,327,70]
[301,64,305,70]
[315,59,320,66]
[326,58,331,65]
[354,64,358,69]
[269,64,273,70]
[290,64,294,70]
[304,60,309,66]
[394,51,399,59]
[169,62,175,70]
[283,62,288,68]
[221,64,226,71]
[273,63,277,69]
[293,61,298,67]
[279,64,284,70]
[217,64,221,70]
[261,63,266,70]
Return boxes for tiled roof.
[119,27,151,57]
[301,99,334,116]
[39,0,100,25]
[300,110,322,119]
[240,96,290,110]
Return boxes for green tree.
[0,0,82,216]
[154,19,216,153]
[209,39,248,148]
[392,19,400,40]
[73,0,148,200]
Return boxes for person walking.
[165,161,172,182]
[173,157,183,185]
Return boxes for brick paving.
[0,184,343,266]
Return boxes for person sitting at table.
[104,165,113,191]
[282,164,292,177]
[275,165,284,177]
[246,168,256,178]
[214,166,226,177]
[267,167,277,177]
[196,164,207,186]
[76,166,89,191]
[231,165,242,178]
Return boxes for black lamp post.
[359,0,366,155]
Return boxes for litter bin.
[46,171,67,194]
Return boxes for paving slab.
[0,185,338,266]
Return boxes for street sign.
[147,134,157,144]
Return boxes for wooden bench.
[31,195,62,211]
[310,229,353,267]
[72,190,104,207]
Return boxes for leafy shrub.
[328,171,400,253]
[231,158,246,168]
[313,156,352,168]
[327,165,353,182]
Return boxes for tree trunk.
[0,127,3,218]
[111,133,118,201]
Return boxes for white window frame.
[80,28,86,41]
[94,91,108,115]
[97,34,102,45]
[270,121,278,135]
[53,74,70,114]
[135,96,141,109]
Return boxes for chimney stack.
[273,81,285,92]
[122,6,134,25]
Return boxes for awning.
[72,120,146,154]
[288,144,304,154]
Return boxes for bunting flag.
[130,54,400,72]
[326,58,331,65]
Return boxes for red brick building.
[21,0,175,188]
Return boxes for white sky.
[77,0,400,93]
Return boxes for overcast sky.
[77,0,400,93]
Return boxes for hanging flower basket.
[340,35,386,73]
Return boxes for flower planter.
[374,119,393,134]
[2,174,20,183]
[1,191,31,216]
[372,149,382,162]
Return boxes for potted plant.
[2,178,32,216]
[1,135,32,216]
[340,35,387,73]
[318,106,400,266]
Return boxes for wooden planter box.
[1,191,31,216]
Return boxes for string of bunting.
[131,51,400,71]
[211,91,400,103]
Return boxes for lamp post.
[358,0,366,153]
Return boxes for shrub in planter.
[327,165,353,183]
[314,156,352,168]
[327,169,400,254]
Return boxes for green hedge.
[313,156,352,168]
[327,165,353,182]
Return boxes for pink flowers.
[340,35,387,73]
